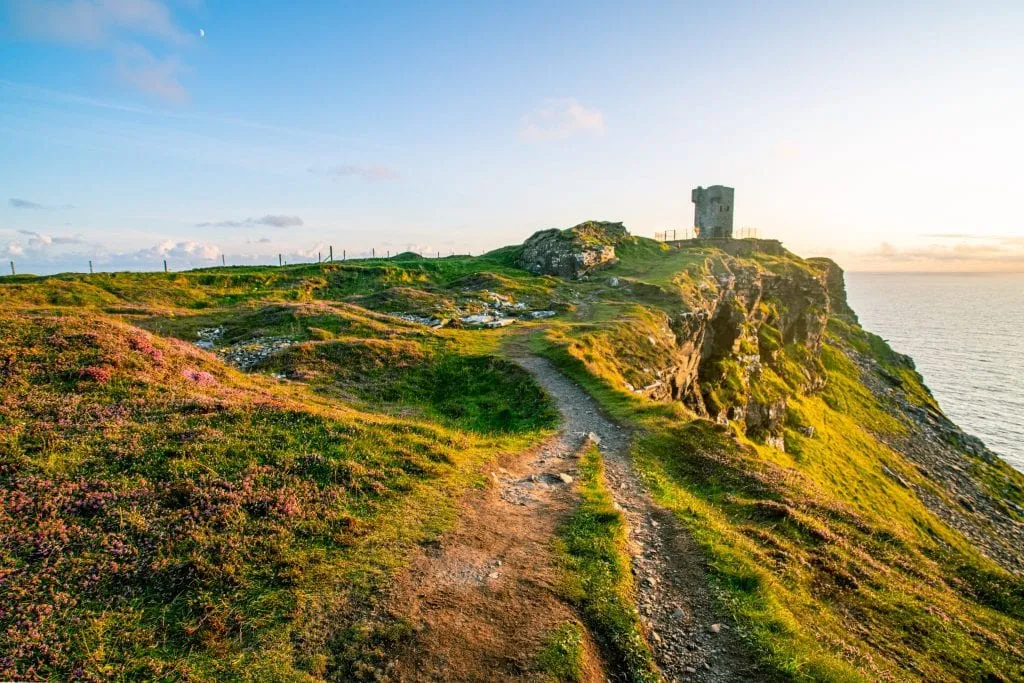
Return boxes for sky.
[2,0,1023,275]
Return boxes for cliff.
[1,226,1022,681]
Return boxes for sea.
[845,273,1024,473]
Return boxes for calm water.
[845,273,1024,473]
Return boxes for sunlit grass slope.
[535,240,1024,682]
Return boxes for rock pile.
[219,337,294,370]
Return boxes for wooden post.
[9,261,14,276]
[387,250,390,258]
[163,260,168,273]
[343,249,346,261]
[278,254,282,267]
[89,260,93,274]
[318,252,321,263]
[329,245,333,262]
[372,248,375,258]
[222,254,226,266]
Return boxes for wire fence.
[4,246,484,277]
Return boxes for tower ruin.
[691,185,734,239]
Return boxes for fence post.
[278,254,282,267]
[222,254,226,266]
[372,248,375,258]
[9,261,14,276]
[89,260,93,274]
[387,250,390,258]
[329,245,333,262]
[163,260,168,273]
[318,252,321,263]
[343,249,346,261]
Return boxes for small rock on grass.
[709,623,721,633]
[558,473,574,484]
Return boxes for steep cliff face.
[602,254,835,449]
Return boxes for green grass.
[555,444,659,683]
[0,309,552,680]
[536,317,1024,682]
[5,233,1024,682]
[535,622,586,682]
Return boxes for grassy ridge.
[555,444,659,683]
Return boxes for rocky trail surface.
[513,355,765,683]
[385,351,763,681]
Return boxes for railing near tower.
[655,226,759,241]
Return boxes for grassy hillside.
[3,235,1023,681]
[0,263,558,680]
[533,238,1024,682]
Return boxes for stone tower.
[691,185,734,239]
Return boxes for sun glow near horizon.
[2,1,1022,275]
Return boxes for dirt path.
[384,413,606,681]
[386,352,762,682]
[512,355,764,683]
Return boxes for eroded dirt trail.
[386,352,761,682]
[385,406,605,681]
[513,355,764,683]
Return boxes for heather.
[0,310,552,679]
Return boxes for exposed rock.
[218,337,294,370]
[807,257,858,322]
[612,254,832,449]
[195,327,224,349]
[518,220,628,279]
[396,313,447,328]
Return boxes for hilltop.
[1,222,1022,682]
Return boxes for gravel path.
[513,354,766,683]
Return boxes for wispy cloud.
[196,214,304,229]
[1,79,393,150]
[309,164,401,181]
[851,237,1024,272]
[9,197,75,210]
[9,0,194,102]
[17,229,86,246]
[9,0,192,46]
[116,43,188,103]
[520,98,604,141]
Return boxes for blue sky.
[2,0,1023,274]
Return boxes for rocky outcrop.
[611,255,832,449]
[518,221,627,279]
[807,257,857,322]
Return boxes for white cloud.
[10,0,191,46]
[309,164,401,181]
[520,98,605,141]
[129,239,220,263]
